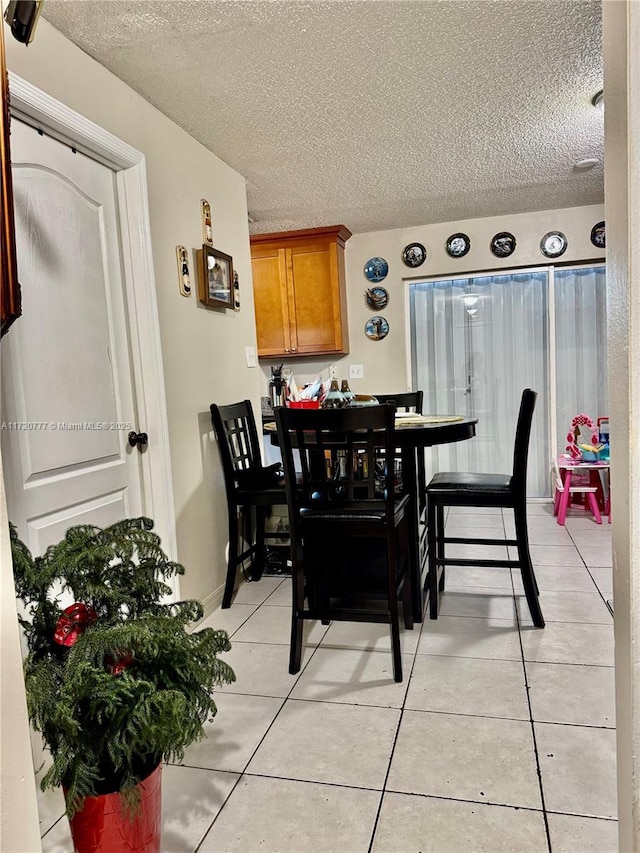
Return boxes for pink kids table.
[553,455,611,526]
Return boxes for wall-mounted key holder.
[201,199,213,246]
[176,245,191,297]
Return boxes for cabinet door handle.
[284,348,290,353]
[291,347,297,352]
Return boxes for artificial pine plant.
[11,517,235,816]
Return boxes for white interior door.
[1,119,144,555]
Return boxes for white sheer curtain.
[554,266,608,451]
[410,271,550,497]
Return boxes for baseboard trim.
[199,585,225,622]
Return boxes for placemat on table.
[394,414,465,426]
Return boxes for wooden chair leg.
[514,504,544,627]
[289,613,304,674]
[428,496,439,619]
[390,604,403,683]
[252,506,266,581]
[222,505,240,608]
[436,505,446,591]
[402,572,414,631]
[289,558,305,674]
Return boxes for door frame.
[7,73,179,593]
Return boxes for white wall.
[263,204,605,393]
[4,20,263,609]
[603,2,640,848]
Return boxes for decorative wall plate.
[590,221,606,249]
[365,316,389,341]
[364,286,389,311]
[490,232,516,258]
[540,231,568,258]
[446,232,471,258]
[401,242,426,267]
[363,257,389,282]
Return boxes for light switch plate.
[245,346,257,368]
[349,364,364,379]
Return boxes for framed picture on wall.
[198,244,234,309]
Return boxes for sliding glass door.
[409,269,550,497]
[409,264,607,498]
[554,266,608,452]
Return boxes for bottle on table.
[321,377,346,409]
[340,379,355,406]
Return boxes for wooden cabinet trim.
[250,224,352,250]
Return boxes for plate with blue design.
[365,286,389,311]
[363,257,389,282]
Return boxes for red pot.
[66,764,162,853]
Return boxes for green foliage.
[11,518,235,817]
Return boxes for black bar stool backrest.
[512,389,538,489]
[211,399,263,483]
[275,403,397,518]
[374,391,423,413]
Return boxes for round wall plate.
[445,233,471,258]
[590,221,606,249]
[364,286,389,311]
[401,242,427,268]
[540,231,568,258]
[490,232,516,258]
[365,316,389,341]
[363,257,389,282]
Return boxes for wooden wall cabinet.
[250,225,351,358]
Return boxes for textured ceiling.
[42,0,603,235]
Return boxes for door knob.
[128,431,148,448]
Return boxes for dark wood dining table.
[391,417,477,621]
[265,415,477,622]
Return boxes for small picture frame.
[198,244,234,309]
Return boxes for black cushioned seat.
[428,472,512,495]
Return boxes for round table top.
[264,416,477,448]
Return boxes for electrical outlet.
[329,364,337,379]
[349,364,364,380]
[245,346,257,368]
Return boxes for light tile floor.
[40,503,617,852]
